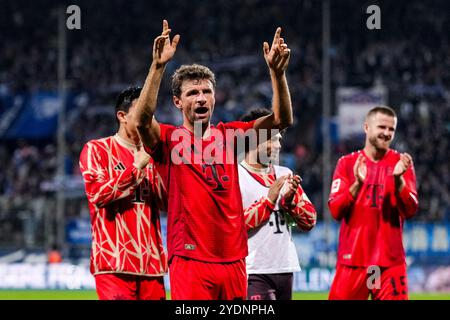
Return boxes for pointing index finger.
[272,27,281,47]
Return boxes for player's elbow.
[403,205,419,220]
[91,197,107,208]
[299,219,316,232]
[274,116,293,130]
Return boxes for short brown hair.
[171,64,216,97]
[366,105,397,120]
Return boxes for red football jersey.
[328,149,419,267]
[147,121,255,263]
[79,134,167,276]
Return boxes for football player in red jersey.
[134,20,293,300]
[79,87,168,300]
[328,105,419,300]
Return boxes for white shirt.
[239,162,301,274]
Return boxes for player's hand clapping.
[393,153,413,177]
[282,175,302,204]
[353,154,367,184]
[268,175,288,203]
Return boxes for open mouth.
[195,106,209,115]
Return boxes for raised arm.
[135,20,180,149]
[254,27,293,131]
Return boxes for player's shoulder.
[83,136,112,149]
[388,148,400,158]
[338,150,362,163]
[160,123,177,130]
[273,164,293,176]
[81,136,116,157]
[218,120,252,129]
[159,123,178,135]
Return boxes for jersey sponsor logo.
[202,163,230,191]
[114,162,126,171]
[366,184,384,208]
[331,179,341,193]
[343,254,352,259]
[184,244,196,251]
[269,210,287,234]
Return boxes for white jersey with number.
[239,163,301,274]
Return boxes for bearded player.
[328,105,419,300]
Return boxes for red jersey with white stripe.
[79,134,167,276]
[328,149,419,267]
[146,121,255,263]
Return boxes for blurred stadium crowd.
[0,0,449,251]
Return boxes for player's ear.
[173,95,182,110]
[117,110,127,124]
[363,121,369,134]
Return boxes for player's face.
[365,113,397,152]
[118,99,139,134]
[257,133,282,165]
[173,79,215,126]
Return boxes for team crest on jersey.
[184,244,196,250]
[114,162,126,171]
[331,178,341,193]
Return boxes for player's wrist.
[133,162,146,171]
[151,60,167,71]
[264,196,276,208]
[269,68,286,78]
[394,175,406,193]
[281,196,295,209]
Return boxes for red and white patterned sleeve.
[280,184,317,231]
[151,163,168,212]
[244,196,275,231]
[79,141,145,208]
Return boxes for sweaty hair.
[115,86,142,126]
[171,64,216,98]
[366,105,397,120]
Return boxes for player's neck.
[244,153,269,170]
[116,128,141,149]
[184,121,211,138]
[363,145,388,161]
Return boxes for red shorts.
[329,264,408,300]
[169,256,247,300]
[94,273,166,300]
